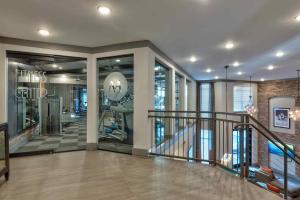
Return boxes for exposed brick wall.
[257,80,300,176]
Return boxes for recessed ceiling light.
[206,68,212,73]
[61,75,67,78]
[233,61,240,67]
[97,6,111,16]
[52,64,58,68]
[214,76,219,79]
[225,41,235,50]
[237,71,243,75]
[116,59,121,63]
[58,67,63,70]
[37,29,50,37]
[189,56,197,63]
[275,51,285,57]
[261,78,265,82]
[267,65,274,70]
[296,15,300,22]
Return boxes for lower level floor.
[0,151,284,200]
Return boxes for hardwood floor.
[0,151,282,200]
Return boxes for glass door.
[97,55,134,154]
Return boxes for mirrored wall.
[7,51,87,154]
[98,55,134,154]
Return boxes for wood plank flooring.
[0,151,282,200]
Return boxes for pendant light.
[244,76,257,116]
[289,70,300,120]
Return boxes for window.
[174,74,182,133]
[185,80,191,111]
[199,83,212,118]
[175,74,182,111]
[154,62,170,145]
[233,85,251,112]
[154,62,169,110]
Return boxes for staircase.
[148,110,300,199]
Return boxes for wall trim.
[0,36,92,53]
[0,36,193,80]
[132,148,149,156]
[86,143,98,151]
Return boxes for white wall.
[0,44,7,124]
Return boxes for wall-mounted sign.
[15,69,48,100]
[17,69,47,82]
[16,87,48,99]
[103,72,128,101]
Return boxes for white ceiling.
[1,0,300,81]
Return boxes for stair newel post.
[284,146,288,199]
[195,111,200,161]
[212,112,217,165]
[245,114,250,179]
[239,115,245,178]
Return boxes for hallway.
[0,151,282,200]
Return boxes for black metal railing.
[148,110,300,199]
[0,123,9,181]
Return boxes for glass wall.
[199,83,213,161]
[175,74,183,133]
[186,80,191,111]
[98,55,134,154]
[154,61,170,145]
[7,52,87,154]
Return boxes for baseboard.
[132,148,149,156]
[86,143,98,151]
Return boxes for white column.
[86,54,98,150]
[0,44,7,124]
[132,47,154,155]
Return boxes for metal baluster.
[284,147,288,199]
[187,118,190,161]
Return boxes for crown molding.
[0,36,193,80]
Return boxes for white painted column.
[132,47,154,155]
[0,44,7,124]
[86,54,98,150]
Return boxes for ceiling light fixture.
[225,41,235,50]
[260,78,265,82]
[52,64,58,68]
[115,59,121,63]
[206,68,212,73]
[233,61,240,67]
[296,15,300,22]
[275,51,285,57]
[214,76,219,79]
[97,6,111,16]
[268,65,274,70]
[244,76,257,116]
[189,56,197,63]
[37,29,50,37]
[58,67,63,70]
[237,71,243,75]
[61,75,67,78]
